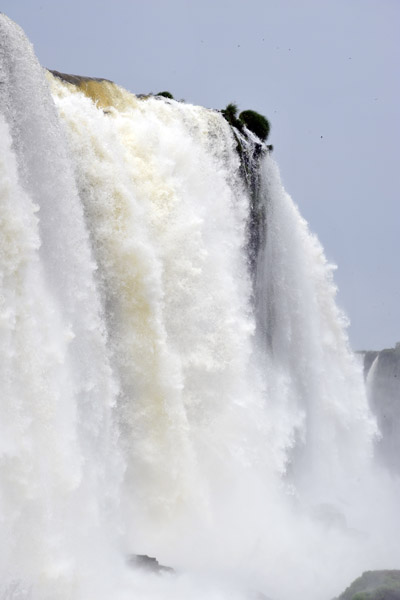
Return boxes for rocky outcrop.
[47,69,129,110]
[128,554,174,574]
[48,69,113,86]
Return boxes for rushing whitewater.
[0,14,399,600]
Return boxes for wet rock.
[48,69,113,86]
[128,554,174,574]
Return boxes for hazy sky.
[2,0,399,350]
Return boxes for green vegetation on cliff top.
[337,571,400,600]
[221,102,271,142]
[156,91,174,99]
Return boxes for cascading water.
[366,345,400,475]
[0,14,399,600]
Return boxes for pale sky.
[2,0,399,350]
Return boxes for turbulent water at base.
[0,15,399,600]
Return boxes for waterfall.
[1,14,399,600]
[366,345,400,474]
[0,14,132,600]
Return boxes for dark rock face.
[128,554,174,574]
[336,570,400,600]
[49,69,113,86]
[361,344,400,474]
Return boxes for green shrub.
[221,102,238,121]
[338,571,400,600]
[221,103,243,131]
[239,110,270,141]
[157,91,174,99]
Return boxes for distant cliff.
[361,343,400,474]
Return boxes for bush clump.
[221,103,271,143]
[239,110,270,141]
[157,91,174,99]
[221,103,243,131]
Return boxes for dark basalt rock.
[127,555,274,599]
[128,554,174,574]
[49,69,113,86]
